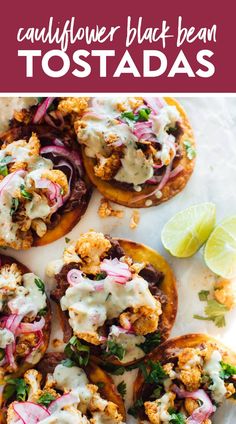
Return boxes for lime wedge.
[204,216,236,278]
[161,203,216,258]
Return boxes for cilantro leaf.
[61,358,76,367]
[0,156,13,176]
[10,197,19,216]
[137,331,161,354]
[38,307,47,316]
[184,140,196,160]
[117,381,126,399]
[194,299,228,328]
[150,386,162,399]
[65,237,70,243]
[96,381,105,389]
[5,378,28,401]
[37,392,56,407]
[64,336,90,367]
[0,348,5,360]
[95,272,106,281]
[137,108,151,121]
[140,360,167,385]
[128,398,144,417]
[34,278,45,294]
[20,184,33,200]
[198,290,210,301]
[170,412,185,424]
[103,340,125,361]
[220,362,236,379]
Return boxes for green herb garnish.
[137,331,161,354]
[0,156,13,176]
[120,108,151,127]
[170,412,185,424]
[4,378,28,401]
[0,348,5,360]
[64,336,90,367]
[34,278,45,294]
[38,308,47,316]
[220,362,236,379]
[194,299,228,328]
[96,381,105,389]
[117,381,126,399]
[128,398,144,417]
[103,340,125,361]
[140,360,167,385]
[198,290,210,301]
[95,272,106,281]
[150,386,162,399]
[10,197,19,216]
[184,140,196,160]
[61,358,76,368]
[20,184,33,200]
[37,392,56,407]
[65,237,70,243]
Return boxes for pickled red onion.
[172,385,215,424]
[33,97,55,124]
[67,269,84,285]
[48,392,78,413]
[13,401,50,424]
[16,317,45,334]
[101,258,131,284]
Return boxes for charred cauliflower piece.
[41,169,69,196]
[68,231,111,275]
[214,279,236,310]
[178,348,203,391]
[0,263,22,293]
[58,97,89,116]
[94,154,121,181]
[23,369,42,400]
[145,392,176,424]
[119,300,162,335]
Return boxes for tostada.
[47,230,177,366]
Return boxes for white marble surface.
[1,97,236,423]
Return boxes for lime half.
[161,203,216,258]
[204,216,236,278]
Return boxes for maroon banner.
[0,0,235,92]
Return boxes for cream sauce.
[204,350,227,403]
[61,274,156,336]
[8,273,46,319]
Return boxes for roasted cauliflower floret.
[41,169,69,196]
[214,279,236,310]
[75,231,111,274]
[5,134,40,172]
[94,154,121,181]
[58,97,89,116]
[90,400,124,424]
[76,331,103,346]
[119,300,162,336]
[23,369,42,400]
[144,392,176,424]
[31,218,47,238]
[0,263,22,293]
[178,348,203,391]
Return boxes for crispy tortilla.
[37,352,126,420]
[0,255,51,379]
[33,191,91,247]
[117,239,177,345]
[62,238,177,366]
[81,97,195,208]
[133,333,236,420]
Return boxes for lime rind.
[204,216,236,278]
[161,202,216,258]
